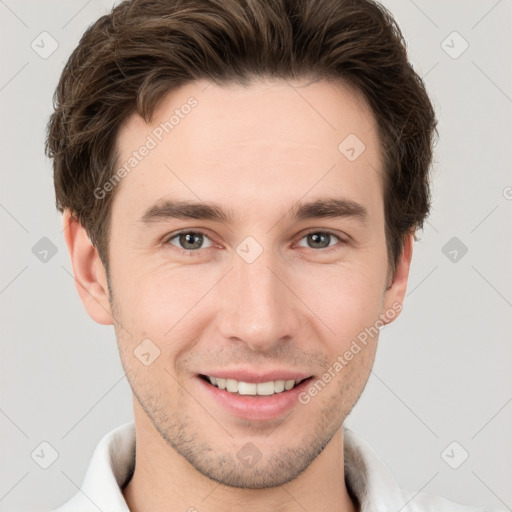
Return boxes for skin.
[64,78,413,512]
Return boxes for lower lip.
[196,376,312,421]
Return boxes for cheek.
[110,264,221,368]
[292,260,386,341]
[111,259,194,327]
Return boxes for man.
[45,0,498,510]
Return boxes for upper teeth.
[207,376,300,396]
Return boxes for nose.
[216,248,298,352]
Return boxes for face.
[96,78,407,488]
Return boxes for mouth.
[199,374,312,397]
[196,370,315,420]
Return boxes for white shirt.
[53,421,497,512]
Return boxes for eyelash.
[164,229,347,255]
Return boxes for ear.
[380,233,414,325]
[62,210,113,325]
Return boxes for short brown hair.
[46,0,437,276]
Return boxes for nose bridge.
[217,245,295,350]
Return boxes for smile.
[201,375,309,396]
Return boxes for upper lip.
[199,370,312,383]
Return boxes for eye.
[296,231,343,251]
[166,231,213,251]
[164,229,346,254]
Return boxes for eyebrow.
[138,197,368,225]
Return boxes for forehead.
[113,78,383,222]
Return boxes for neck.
[123,402,358,512]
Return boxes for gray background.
[1,0,511,510]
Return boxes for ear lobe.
[381,233,414,325]
[62,210,114,325]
